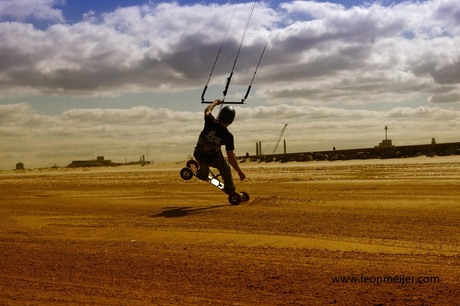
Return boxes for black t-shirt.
[196,114,234,153]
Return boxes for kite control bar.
[201,101,245,104]
[200,74,251,104]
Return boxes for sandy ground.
[0,156,459,305]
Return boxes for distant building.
[16,162,24,170]
[375,126,395,148]
[376,139,394,148]
[68,156,118,168]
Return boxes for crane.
[272,124,288,154]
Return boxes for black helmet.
[218,106,236,125]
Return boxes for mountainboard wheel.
[186,160,199,170]
[240,191,250,202]
[228,192,241,206]
[180,167,194,180]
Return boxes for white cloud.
[0,0,459,104]
[1,103,459,169]
[0,0,64,22]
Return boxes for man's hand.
[237,170,246,181]
[205,99,222,117]
[227,150,246,181]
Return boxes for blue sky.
[0,0,459,169]
[49,0,410,25]
[58,0,399,21]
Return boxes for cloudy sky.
[1,0,459,169]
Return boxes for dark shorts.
[193,148,235,194]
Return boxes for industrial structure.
[376,126,394,148]
[241,141,460,163]
[243,126,459,163]
[256,124,288,156]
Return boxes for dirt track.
[1,156,459,305]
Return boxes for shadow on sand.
[151,205,228,218]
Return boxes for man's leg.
[193,149,210,181]
[216,152,235,194]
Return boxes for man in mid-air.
[194,99,246,195]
